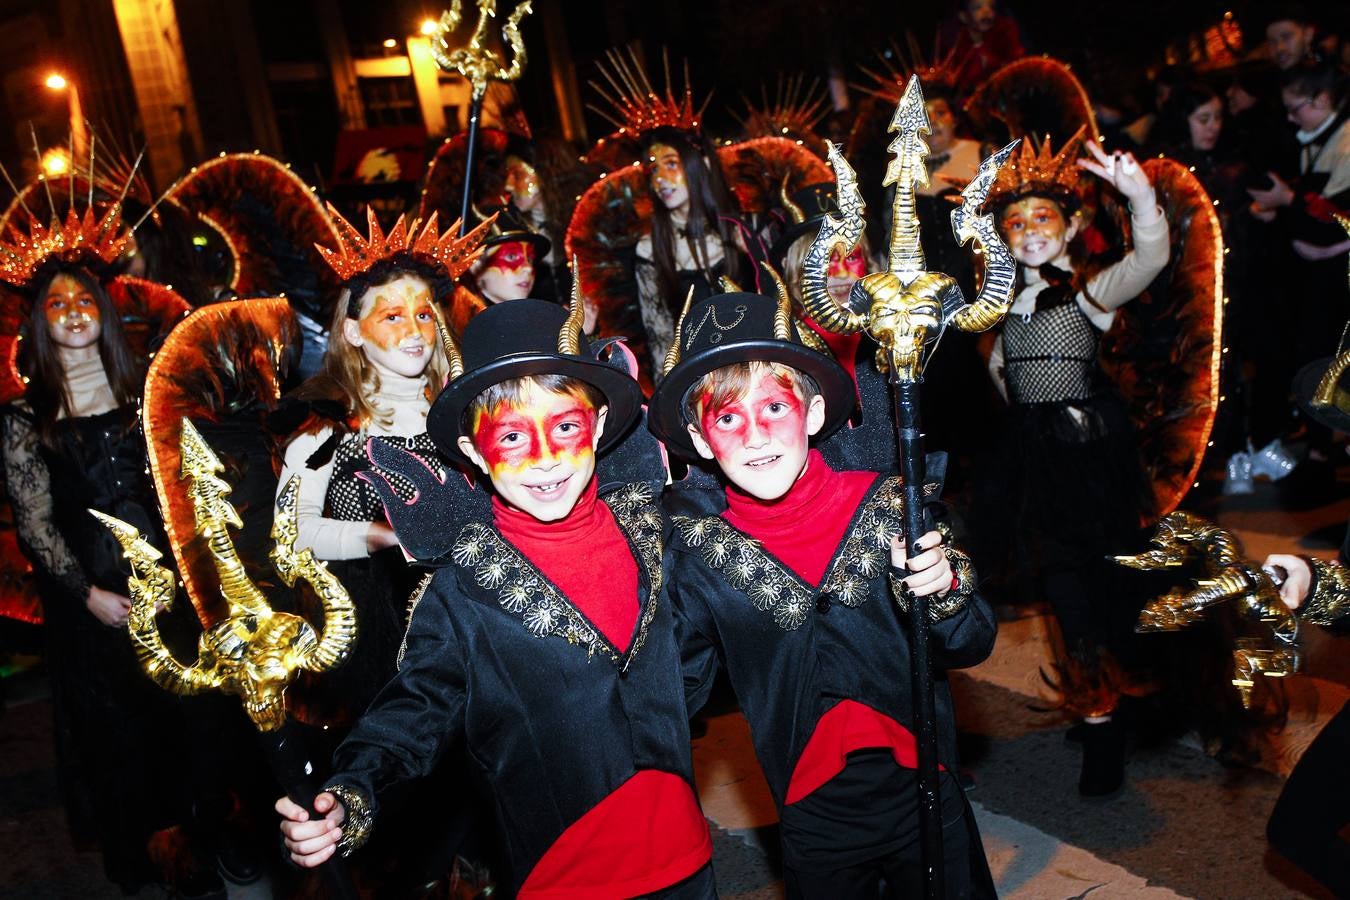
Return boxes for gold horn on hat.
[559,256,586,355]
[765,261,794,341]
[780,173,806,225]
[718,276,744,292]
[427,301,464,381]
[662,285,698,376]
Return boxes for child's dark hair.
[682,361,820,431]
[1282,62,1346,107]
[465,373,606,435]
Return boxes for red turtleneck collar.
[492,477,640,651]
[722,450,877,586]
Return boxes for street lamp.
[43,72,86,161]
[419,19,438,36]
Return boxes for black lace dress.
[1,404,194,889]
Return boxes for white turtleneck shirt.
[277,369,431,560]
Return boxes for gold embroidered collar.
[675,476,915,630]
[447,483,664,669]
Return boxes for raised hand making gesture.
[1078,139,1159,217]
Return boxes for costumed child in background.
[636,126,763,369]
[0,203,221,894]
[974,131,1168,797]
[651,288,996,899]
[273,209,488,893]
[449,203,551,336]
[278,299,716,898]
[277,208,485,728]
[774,181,875,387]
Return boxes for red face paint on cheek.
[697,377,807,461]
[473,398,596,475]
[828,246,868,280]
[484,241,534,275]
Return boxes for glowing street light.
[41,148,70,177]
[419,19,438,36]
[382,37,398,49]
[45,73,67,91]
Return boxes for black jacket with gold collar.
[665,470,997,807]
[324,480,693,892]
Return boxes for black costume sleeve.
[667,557,723,717]
[1,409,90,602]
[927,588,999,670]
[326,571,466,848]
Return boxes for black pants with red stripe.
[779,750,978,899]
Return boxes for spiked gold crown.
[315,204,492,285]
[986,127,1089,211]
[587,46,705,139]
[0,205,132,290]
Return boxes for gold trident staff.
[428,0,534,233]
[798,75,1017,900]
[94,419,360,895]
[1115,511,1301,708]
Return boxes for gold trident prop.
[800,76,1019,380]
[429,0,532,101]
[429,0,533,235]
[92,418,356,732]
[1115,511,1301,708]
[797,75,1017,900]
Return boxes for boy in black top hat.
[278,299,716,898]
[650,286,997,898]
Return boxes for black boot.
[1078,717,1125,798]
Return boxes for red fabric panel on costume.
[518,770,712,899]
[492,478,640,651]
[722,450,876,586]
[786,699,945,805]
[803,314,862,396]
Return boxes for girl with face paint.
[276,267,450,714]
[633,126,756,373]
[274,206,491,893]
[0,257,219,891]
[973,134,1169,799]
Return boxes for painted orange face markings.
[44,273,100,330]
[358,283,437,351]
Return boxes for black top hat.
[771,182,839,263]
[1293,354,1350,433]
[648,291,855,457]
[472,203,552,259]
[428,299,642,464]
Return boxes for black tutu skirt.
[972,391,1153,577]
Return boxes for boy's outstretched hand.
[277,791,346,867]
[892,530,954,598]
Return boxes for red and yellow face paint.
[472,394,598,478]
[482,240,536,277]
[465,384,603,520]
[690,365,816,502]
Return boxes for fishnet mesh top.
[326,431,441,523]
[1000,301,1101,405]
